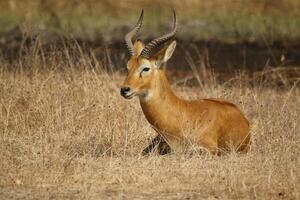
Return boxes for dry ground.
[0,51,299,199]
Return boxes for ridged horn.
[140,10,177,58]
[125,10,144,56]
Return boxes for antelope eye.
[142,67,150,72]
[139,64,151,77]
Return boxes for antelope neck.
[139,71,184,127]
[140,70,178,104]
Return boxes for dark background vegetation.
[1,0,300,75]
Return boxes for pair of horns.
[125,10,177,58]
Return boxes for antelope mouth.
[123,92,136,99]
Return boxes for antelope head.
[120,10,177,100]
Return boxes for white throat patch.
[139,91,153,102]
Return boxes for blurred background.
[1,0,300,79]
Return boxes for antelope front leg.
[142,135,171,155]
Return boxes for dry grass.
[0,47,299,199]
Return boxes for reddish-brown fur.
[121,41,250,155]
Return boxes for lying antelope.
[120,10,250,155]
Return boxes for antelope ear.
[154,41,177,68]
[163,40,176,62]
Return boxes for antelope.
[120,10,250,155]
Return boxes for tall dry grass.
[0,44,299,199]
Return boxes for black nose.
[120,87,130,96]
